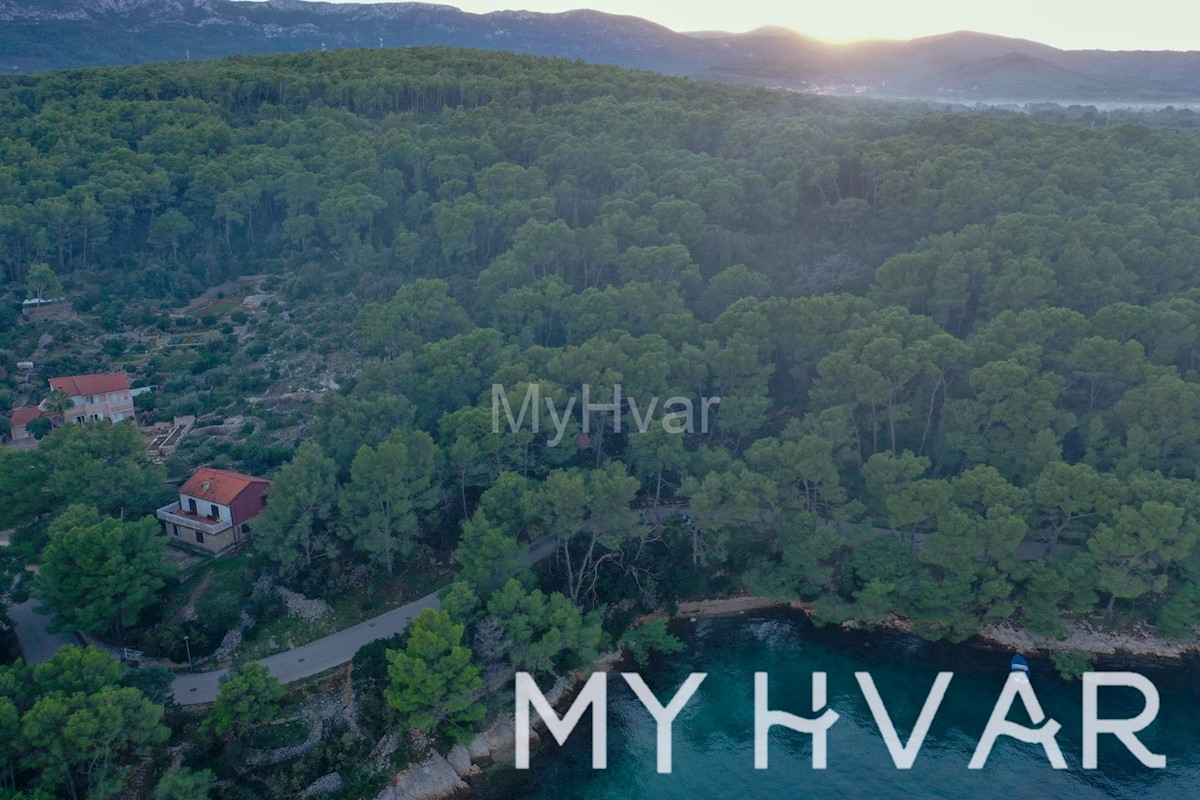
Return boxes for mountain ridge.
[3,0,1199,102]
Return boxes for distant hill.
[3,0,1200,103]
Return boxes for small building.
[146,415,196,460]
[22,297,69,319]
[8,407,50,440]
[156,468,271,554]
[47,372,134,424]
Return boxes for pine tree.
[385,608,484,740]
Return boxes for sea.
[475,611,1200,800]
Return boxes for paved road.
[8,598,78,664]
[171,590,442,705]
[171,536,558,705]
[14,498,1074,708]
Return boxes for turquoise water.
[477,612,1200,800]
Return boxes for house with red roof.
[8,407,51,441]
[45,372,134,425]
[156,467,271,554]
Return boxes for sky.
[382,0,1200,52]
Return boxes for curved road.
[171,589,442,705]
[171,536,557,705]
[20,506,1073,707]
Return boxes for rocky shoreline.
[674,594,1200,660]
[374,655,622,800]
[372,596,1196,800]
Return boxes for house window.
[195,530,204,544]
[241,523,251,535]
[209,504,219,519]
[188,498,197,514]
[172,524,179,537]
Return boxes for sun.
[430,0,1200,51]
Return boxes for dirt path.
[167,569,213,626]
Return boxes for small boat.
[1010,654,1030,683]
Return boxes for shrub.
[1050,650,1095,680]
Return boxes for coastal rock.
[980,621,1195,658]
[676,596,781,617]
[593,650,624,671]
[484,714,538,764]
[375,753,467,800]
[446,744,472,778]
[467,733,491,765]
[542,675,570,706]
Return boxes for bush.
[139,623,190,662]
[28,417,52,439]
[196,586,242,625]
[122,666,175,705]
[351,632,406,741]
[1050,650,1095,680]
[246,580,285,622]
[619,618,685,666]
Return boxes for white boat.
[1010,654,1030,683]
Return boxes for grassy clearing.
[244,720,310,750]
[192,297,244,319]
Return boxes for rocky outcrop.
[466,734,491,766]
[980,620,1199,659]
[300,772,344,798]
[374,753,467,800]
[482,715,519,764]
[675,596,784,617]
[445,744,478,779]
[374,651,622,799]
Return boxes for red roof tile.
[49,372,131,397]
[10,407,47,426]
[179,468,270,506]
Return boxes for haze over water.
[478,612,1200,800]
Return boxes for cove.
[477,611,1200,800]
[515,668,1165,771]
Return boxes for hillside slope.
[2,0,1200,102]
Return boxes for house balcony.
[156,503,231,536]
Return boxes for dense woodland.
[2,48,1200,799]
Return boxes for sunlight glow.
[393,0,1200,51]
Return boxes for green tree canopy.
[206,662,286,738]
[384,608,484,740]
[36,506,170,639]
